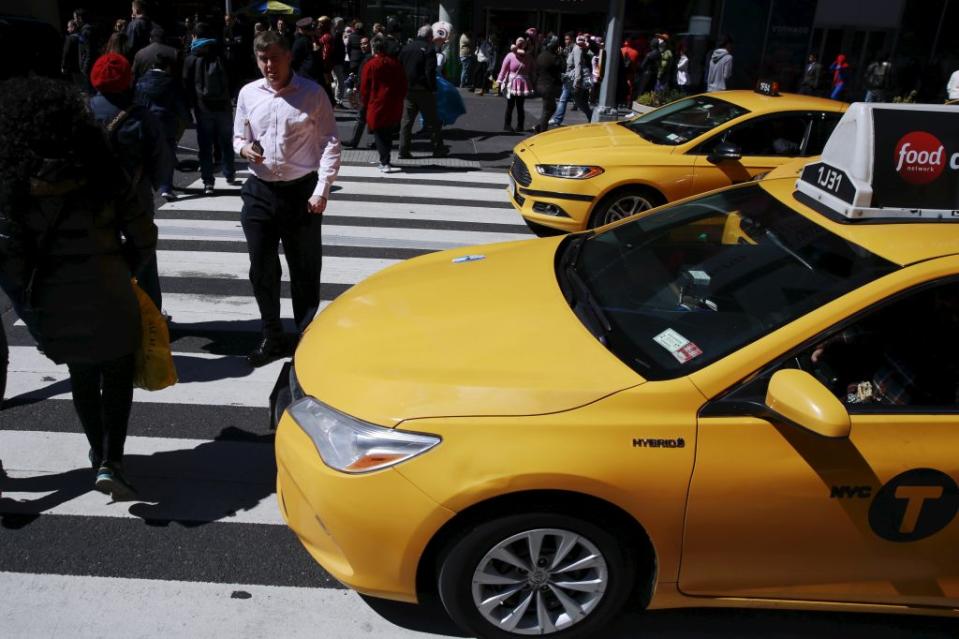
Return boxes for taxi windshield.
[621,96,749,145]
[559,185,896,380]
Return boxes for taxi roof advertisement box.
[872,109,959,211]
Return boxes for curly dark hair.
[0,76,113,216]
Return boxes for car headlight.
[288,397,441,474]
[535,164,605,179]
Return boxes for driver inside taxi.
[809,286,959,406]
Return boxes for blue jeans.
[196,110,235,185]
[459,56,475,87]
[864,89,885,102]
[552,80,572,124]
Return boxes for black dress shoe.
[247,334,288,368]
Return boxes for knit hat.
[90,53,132,94]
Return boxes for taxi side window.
[708,281,959,414]
[719,114,812,157]
[801,282,959,410]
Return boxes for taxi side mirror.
[765,370,850,439]
[708,142,742,163]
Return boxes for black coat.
[399,37,437,91]
[535,49,563,99]
[346,31,365,69]
[89,93,172,212]
[0,160,157,365]
[125,16,153,59]
[135,69,191,140]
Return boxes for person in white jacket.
[948,68,959,100]
[675,44,689,93]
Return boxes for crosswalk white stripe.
[0,430,282,525]
[339,164,509,184]
[162,192,525,226]
[157,250,397,284]
[160,196,526,229]
[6,347,288,407]
[162,182,501,210]
[156,219,527,251]
[0,573,455,638]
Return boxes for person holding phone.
[232,30,341,367]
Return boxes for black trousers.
[399,87,443,155]
[572,88,593,121]
[68,353,135,464]
[472,61,490,91]
[240,173,323,335]
[504,95,526,129]
[538,97,557,132]
[372,126,398,166]
[349,105,367,147]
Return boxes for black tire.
[437,512,636,639]
[589,187,665,229]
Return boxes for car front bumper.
[275,412,455,602]
[508,153,595,233]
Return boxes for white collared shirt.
[233,73,341,200]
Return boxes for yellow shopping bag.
[131,279,178,391]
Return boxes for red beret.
[90,53,132,94]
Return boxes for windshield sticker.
[653,329,703,363]
[667,133,681,142]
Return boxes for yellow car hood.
[523,121,654,161]
[295,238,643,426]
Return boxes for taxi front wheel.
[590,187,664,229]
[437,513,636,639]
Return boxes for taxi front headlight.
[536,164,605,179]
[288,397,441,474]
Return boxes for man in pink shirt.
[233,30,341,367]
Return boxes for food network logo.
[894,131,959,186]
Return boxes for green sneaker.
[94,463,138,501]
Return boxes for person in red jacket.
[361,36,408,173]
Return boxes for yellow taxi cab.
[275,103,959,639]
[509,87,846,235]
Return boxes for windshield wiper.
[559,233,589,271]
[765,228,813,271]
[564,265,613,339]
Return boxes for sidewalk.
[347,89,590,170]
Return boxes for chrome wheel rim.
[603,195,654,225]
[470,528,608,635]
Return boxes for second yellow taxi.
[509,88,846,234]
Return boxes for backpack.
[103,107,144,187]
[194,56,229,102]
[865,62,889,90]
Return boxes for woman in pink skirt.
[497,37,536,132]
